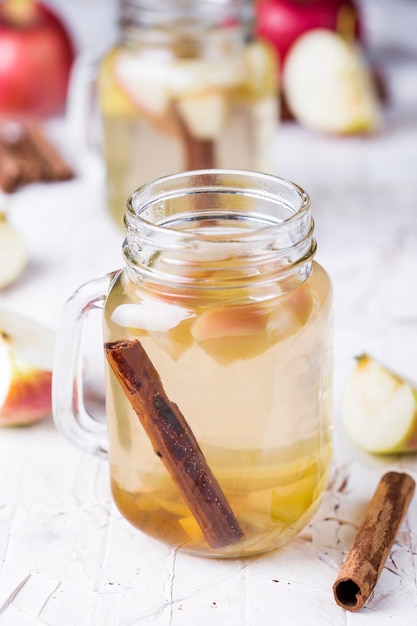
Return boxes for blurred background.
[46,0,417,60]
[1,0,416,201]
[49,0,417,117]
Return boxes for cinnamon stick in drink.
[333,471,415,612]
[182,134,215,171]
[105,339,244,549]
[173,103,215,171]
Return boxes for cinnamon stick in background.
[173,104,215,171]
[333,471,415,612]
[105,339,244,549]
[0,122,73,193]
[0,131,25,192]
[171,35,215,171]
[183,133,215,171]
[6,125,44,184]
[25,123,74,182]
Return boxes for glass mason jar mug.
[52,170,333,558]
[67,0,279,227]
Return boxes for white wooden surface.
[1,7,417,624]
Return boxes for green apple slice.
[341,354,417,454]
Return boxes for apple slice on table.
[341,354,417,454]
[0,214,27,289]
[283,29,380,134]
[0,309,55,426]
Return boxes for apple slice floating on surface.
[341,354,417,454]
[0,215,27,289]
[0,309,55,426]
[283,29,380,134]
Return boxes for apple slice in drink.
[0,309,55,426]
[191,285,313,365]
[341,354,417,454]
[98,50,138,117]
[191,303,271,364]
[111,300,195,361]
[176,90,228,139]
[114,51,170,117]
[243,40,278,99]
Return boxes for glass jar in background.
[53,170,333,558]
[97,0,279,226]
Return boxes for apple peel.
[341,354,417,454]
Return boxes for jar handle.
[65,44,108,183]
[52,271,118,457]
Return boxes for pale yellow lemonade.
[97,38,278,226]
[103,225,333,557]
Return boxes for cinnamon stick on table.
[25,123,74,182]
[105,339,244,549]
[333,471,415,612]
[0,122,73,193]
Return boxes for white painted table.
[1,26,417,626]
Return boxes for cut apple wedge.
[267,286,313,336]
[191,304,271,364]
[0,309,55,426]
[283,29,381,134]
[190,286,313,365]
[176,90,228,140]
[114,51,171,116]
[0,214,27,289]
[341,354,417,454]
[98,49,138,117]
[111,301,194,334]
[111,301,195,360]
[191,305,268,343]
[244,40,278,99]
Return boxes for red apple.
[0,0,75,120]
[255,0,361,66]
